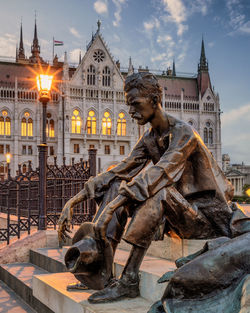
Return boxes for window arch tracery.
[21,111,33,136]
[72,109,81,134]
[87,65,96,85]
[87,110,97,134]
[117,112,126,136]
[102,111,112,135]
[46,112,55,137]
[0,110,11,135]
[102,66,111,87]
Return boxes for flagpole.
[52,36,54,64]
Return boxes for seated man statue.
[58,72,248,304]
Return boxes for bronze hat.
[64,222,113,290]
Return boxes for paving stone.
[0,280,36,313]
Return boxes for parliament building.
[0,20,222,179]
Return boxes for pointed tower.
[79,50,82,65]
[29,18,43,63]
[128,57,134,76]
[18,22,25,60]
[197,37,212,97]
[172,59,176,77]
[198,37,208,72]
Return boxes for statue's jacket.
[88,114,233,205]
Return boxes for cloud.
[190,0,212,16]
[69,27,81,38]
[93,1,108,15]
[143,18,160,32]
[112,0,127,27]
[239,21,250,34]
[151,53,167,62]
[222,104,250,127]
[162,0,187,36]
[0,33,17,58]
[225,0,250,36]
[113,34,120,42]
[69,48,83,63]
[208,41,214,47]
[222,103,250,164]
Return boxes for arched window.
[46,113,55,137]
[87,65,96,85]
[117,112,126,136]
[21,118,27,136]
[204,127,208,144]
[87,110,96,134]
[102,112,112,135]
[209,128,213,144]
[102,66,111,87]
[21,112,33,136]
[0,110,11,135]
[72,109,81,134]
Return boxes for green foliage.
[233,195,250,204]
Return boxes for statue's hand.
[58,201,73,244]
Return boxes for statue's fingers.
[64,232,71,239]
[65,225,72,233]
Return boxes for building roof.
[158,76,198,99]
[0,61,63,88]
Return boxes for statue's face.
[126,88,155,125]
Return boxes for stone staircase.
[0,244,176,313]
[0,233,249,313]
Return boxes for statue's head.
[124,72,162,125]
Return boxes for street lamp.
[5,153,11,179]
[36,73,53,230]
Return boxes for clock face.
[93,49,105,63]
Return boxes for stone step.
[0,280,36,313]
[33,271,154,313]
[31,247,176,303]
[0,262,54,313]
[30,248,67,273]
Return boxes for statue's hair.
[124,72,162,102]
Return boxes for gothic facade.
[0,20,222,180]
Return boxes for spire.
[29,17,42,63]
[128,56,134,75]
[79,50,81,65]
[198,37,208,72]
[16,44,18,62]
[172,59,176,77]
[97,20,101,33]
[197,36,211,96]
[18,22,25,60]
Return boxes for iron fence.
[0,150,96,244]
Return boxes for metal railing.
[0,149,97,244]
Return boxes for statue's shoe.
[88,277,140,303]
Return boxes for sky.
[0,0,250,164]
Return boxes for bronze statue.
[58,72,250,305]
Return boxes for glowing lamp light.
[6,153,11,164]
[36,74,53,103]
[76,120,81,127]
[246,188,250,197]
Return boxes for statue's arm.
[58,187,88,243]
[118,124,197,202]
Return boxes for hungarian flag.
[54,40,64,46]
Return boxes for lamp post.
[5,153,11,179]
[36,74,53,230]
